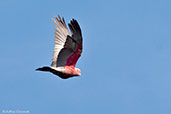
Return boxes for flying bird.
[36,15,83,79]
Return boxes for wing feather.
[51,15,82,68]
[56,19,82,67]
[51,15,69,67]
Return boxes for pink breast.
[66,42,82,67]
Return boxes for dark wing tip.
[69,18,82,35]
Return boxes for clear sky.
[0,0,171,114]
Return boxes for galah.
[36,15,83,79]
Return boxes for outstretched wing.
[51,15,69,67]
[56,19,83,67]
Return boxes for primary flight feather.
[36,15,83,79]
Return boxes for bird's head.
[75,68,81,76]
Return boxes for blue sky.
[0,0,171,114]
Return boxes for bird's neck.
[65,66,80,76]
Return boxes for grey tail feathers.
[36,66,51,72]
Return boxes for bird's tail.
[36,66,51,72]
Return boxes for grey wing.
[56,19,83,67]
[51,15,70,67]
[68,19,82,43]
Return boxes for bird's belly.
[51,66,65,72]
[51,66,76,76]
